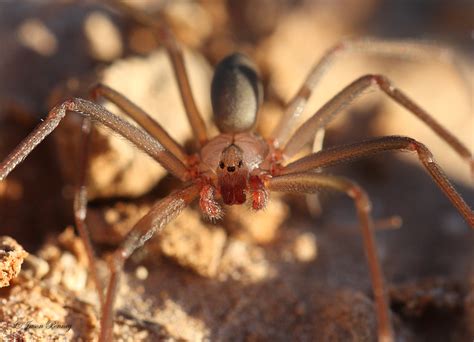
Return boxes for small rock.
[217,238,272,282]
[293,232,317,262]
[0,236,28,288]
[158,208,227,278]
[135,265,149,280]
[225,194,289,244]
[84,11,123,62]
[37,228,90,293]
[22,254,50,280]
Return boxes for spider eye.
[238,160,243,168]
[219,161,225,169]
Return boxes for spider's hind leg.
[99,183,200,341]
[281,135,474,227]
[73,117,105,308]
[266,172,394,342]
[271,38,470,149]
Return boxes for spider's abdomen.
[211,53,262,133]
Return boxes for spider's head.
[217,144,249,205]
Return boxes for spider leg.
[281,75,473,176]
[281,136,474,227]
[73,84,192,306]
[271,38,469,147]
[305,129,326,216]
[303,133,406,230]
[91,83,188,164]
[104,0,208,146]
[99,183,200,341]
[72,117,106,309]
[266,173,393,342]
[0,97,194,308]
[0,98,190,182]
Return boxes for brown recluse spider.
[1,4,473,342]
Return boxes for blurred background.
[0,0,473,340]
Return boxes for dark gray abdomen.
[211,53,262,133]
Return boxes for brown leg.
[104,0,208,146]
[305,129,326,216]
[91,83,188,163]
[99,183,200,341]
[73,117,105,308]
[271,38,468,147]
[266,173,393,342]
[76,83,194,306]
[281,75,473,173]
[281,136,474,227]
[0,98,189,182]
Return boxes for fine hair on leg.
[0,98,190,182]
[281,135,474,226]
[281,75,473,172]
[99,183,200,341]
[90,83,188,163]
[271,38,470,147]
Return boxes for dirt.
[0,1,473,341]
[0,236,28,288]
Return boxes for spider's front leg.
[281,136,474,227]
[99,183,201,341]
[0,98,189,182]
[266,173,393,342]
[0,97,196,339]
[104,0,208,146]
[73,84,198,307]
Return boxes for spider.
[1,3,473,342]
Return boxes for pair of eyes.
[219,160,243,170]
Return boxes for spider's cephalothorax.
[198,53,271,216]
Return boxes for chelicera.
[0,4,473,342]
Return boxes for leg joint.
[406,139,434,162]
[370,74,391,89]
[347,184,372,212]
[47,98,76,120]
[89,83,106,101]
[110,248,127,271]
[329,40,347,55]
